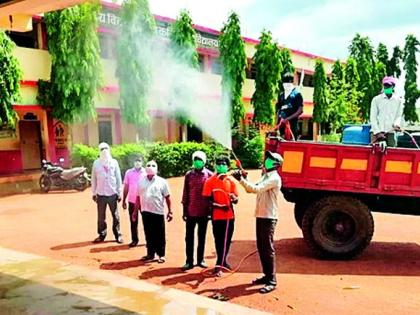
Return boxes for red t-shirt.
[202,174,238,220]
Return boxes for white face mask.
[134,161,142,170]
[145,163,157,176]
[283,83,294,95]
[99,149,111,162]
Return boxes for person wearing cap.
[275,72,303,140]
[202,155,239,277]
[122,155,146,247]
[137,160,173,264]
[181,151,213,271]
[370,76,404,148]
[232,151,283,294]
[91,142,123,244]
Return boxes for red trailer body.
[265,137,420,259]
[266,139,420,197]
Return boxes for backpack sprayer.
[200,148,257,283]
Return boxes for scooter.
[39,158,90,193]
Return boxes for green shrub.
[71,144,98,169]
[71,141,229,178]
[147,142,226,177]
[110,143,148,175]
[232,127,264,168]
[321,133,341,143]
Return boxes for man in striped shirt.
[181,151,213,271]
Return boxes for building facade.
[0,1,334,175]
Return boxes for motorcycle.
[39,158,90,193]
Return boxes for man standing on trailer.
[370,76,404,148]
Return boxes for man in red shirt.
[203,155,238,276]
[181,151,213,271]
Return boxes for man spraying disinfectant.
[232,151,283,294]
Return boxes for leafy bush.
[71,144,98,169]
[72,141,229,178]
[147,142,226,177]
[232,127,264,168]
[321,133,342,143]
[110,143,148,175]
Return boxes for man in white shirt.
[232,151,283,294]
[91,142,123,244]
[136,160,173,263]
[370,76,404,147]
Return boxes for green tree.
[327,60,347,132]
[376,42,389,73]
[403,34,420,123]
[278,48,294,91]
[251,31,282,126]
[349,33,376,121]
[0,31,22,128]
[219,12,247,128]
[388,46,402,77]
[44,3,102,123]
[169,9,198,126]
[313,59,329,129]
[344,57,363,123]
[279,48,294,75]
[169,9,198,67]
[374,61,387,96]
[116,0,156,126]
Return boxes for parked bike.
[39,158,90,193]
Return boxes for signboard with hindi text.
[98,5,220,51]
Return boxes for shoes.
[197,261,208,269]
[157,257,166,264]
[213,268,223,277]
[140,255,154,262]
[129,241,138,247]
[259,284,276,294]
[252,276,268,285]
[116,237,124,244]
[182,263,194,271]
[93,236,105,243]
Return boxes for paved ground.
[0,247,266,315]
[1,170,420,314]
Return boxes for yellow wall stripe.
[282,151,304,173]
[341,159,368,171]
[385,161,412,174]
[418,162,420,174]
[310,157,336,169]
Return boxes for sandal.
[140,255,154,262]
[158,257,166,264]
[211,293,229,301]
[252,276,267,285]
[259,284,276,294]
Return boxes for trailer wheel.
[302,196,374,260]
[294,203,307,229]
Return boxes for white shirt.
[138,175,170,215]
[240,170,282,219]
[91,159,122,196]
[370,93,403,135]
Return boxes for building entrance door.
[19,120,42,170]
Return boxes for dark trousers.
[185,217,209,264]
[97,194,121,239]
[256,218,277,285]
[212,219,235,267]
[128,202,139,243]
[142,211,165,257]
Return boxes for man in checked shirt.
[181,151,213,271]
